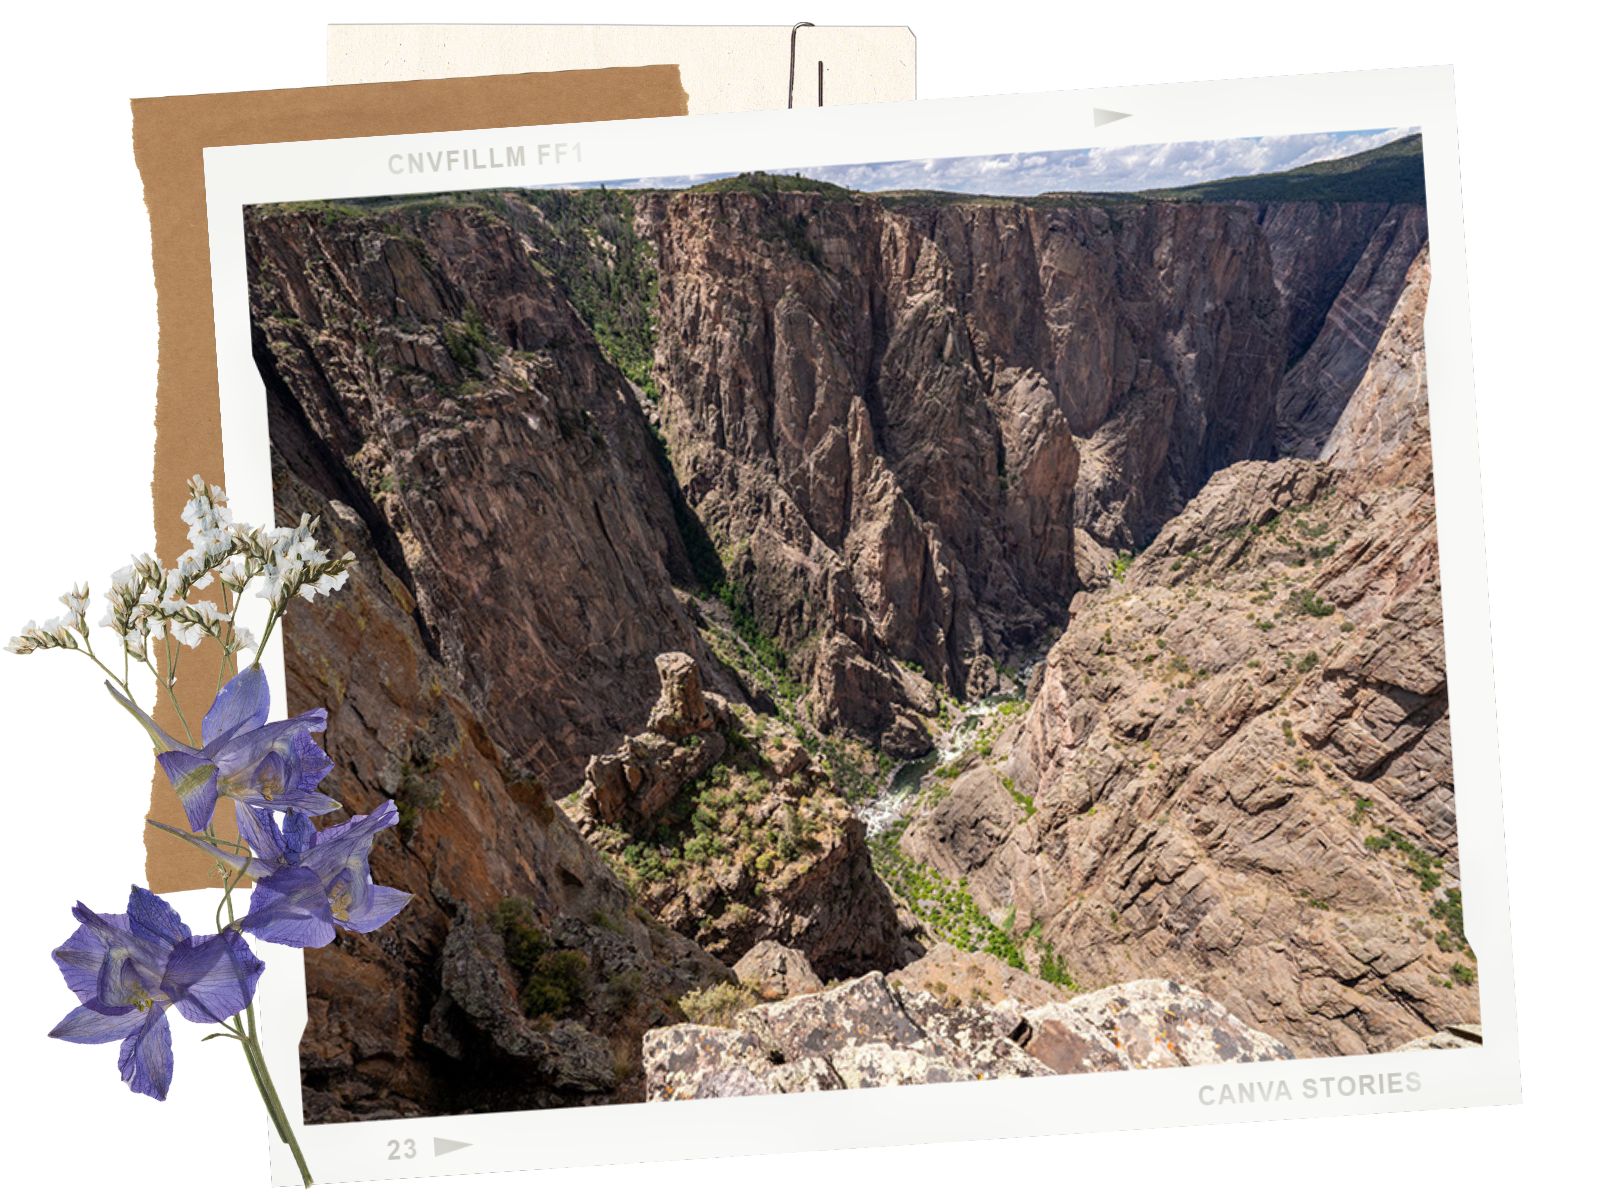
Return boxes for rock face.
[1321,246,1433,487]
[898,256,1473,1058]
[1264,203,1430,458]
[566,653,909,978]
[1021,979,1294,1073]
[643,187,1318,746]
[637,183,1429,748]
[249,203,722,797]
[642,971,1289,1100]
[252,183,1427,768]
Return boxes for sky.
[609,126,1415,197]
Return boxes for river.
[856,654,1046,836]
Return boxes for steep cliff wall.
[642,188,1078,752]
[250,203,716,795]
[641,186,1327,750]
[910,199,1287,547]
[1261,202,1429,457]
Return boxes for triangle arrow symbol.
[433,1137,472,1157]
[1093,108,1132,127]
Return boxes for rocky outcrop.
[567,654,910,978]
[642,971,1289,1100]
[644,971,1049,1099]
[1021,979,1294,1073]
[1394,1023,1482,1052]
[735,941,824,1001]
[888,941,1071,1009]
[575,653,730,829]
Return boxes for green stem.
[234,1011,314,1188]
[220,586,241,678]
[251,607,281,669]
[75,644,139,705]
[160,639,197,745]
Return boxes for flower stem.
[209,847,310,1184]
[160,639,197,745]
[235,1007,314,1188]
[251,608,281,669]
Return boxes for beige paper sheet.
[328,24,917,113]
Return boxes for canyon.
[245,133,1471,1118]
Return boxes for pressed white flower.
[219,556,253,590]
[62,584,89,619]
[12,476,349,674]
[169,621,206,649]
[122,629,148,661]
[4,622,40,654]
[5,616,78,654]
[181,475,236,556]
[245,515,352,611]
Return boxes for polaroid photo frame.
[196,67,1517,1185]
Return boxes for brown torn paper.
[132,65,688,892]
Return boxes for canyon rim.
[242,129,1477,1121]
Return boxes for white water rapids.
[856,656,1045,836]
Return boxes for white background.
[0,2,1591,1196]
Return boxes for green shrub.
[679,981,758,1026]
[520,949,591,1018]
[493,898,591,1017]
[1431,887,1468,952]
[442,305,496,374]
[1292,590,1336,618]
[1000,775,1036,818]
[1364,828,1443,891]
[1038,942,1075,989]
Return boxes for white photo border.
[195,66,1518,1186]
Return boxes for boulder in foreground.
[643,970,1291,1101]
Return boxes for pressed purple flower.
[114,666,340,830]
[242,802,412,947]
[152,801,413,949]
[49,886,264,1100]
